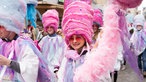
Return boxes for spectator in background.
[92,9,103,44]
[130,20,146,76]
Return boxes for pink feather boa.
[73,4,122,82]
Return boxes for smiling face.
[69,34,86,52]
[46,26,55,35]
[0,25,11,39]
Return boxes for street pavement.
[117,65,146,82]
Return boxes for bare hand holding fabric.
[0,55,11,66]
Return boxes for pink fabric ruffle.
[65,50,80,60]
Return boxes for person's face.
[92,24,98,33]
[69,34,85,51]
[136,25,143,31]
[0,26,10,39]
[46,26,55,35]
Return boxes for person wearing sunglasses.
[57,1,112,82]
[57,0,144,81]
[39,9,66,81]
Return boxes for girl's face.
[92,24,98,33]
[69,34,85,51]
[0,25,10,39]
[136,25,143,31]
[46,26,55,35]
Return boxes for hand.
[0,55,11,66]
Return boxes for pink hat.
[93,9,103,26]
[64,0,92,9]
[62,1,93,45]
[110,0,142,8]
[42,9,59,32]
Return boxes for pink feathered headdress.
[93,9,103,26]
[62,1,93,45]
[42,9,59,32]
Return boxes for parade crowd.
[0,0,146,82]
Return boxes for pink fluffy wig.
[93,9,103,26]
[62,1,94,45]
[42,9,59,32]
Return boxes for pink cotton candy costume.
[39,9,66,81]
[72,0,143,82]
[0,0,52,82]
[42,9,59,32]
[58,0,111,82]
[58,0,92,81]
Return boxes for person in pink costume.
[57,0,115,81]
[92,9,103,44]
[0,0,39,81]
[39,9,66,81]
[0,0,53,82]
[73,0,144,82]
[57,0,143,82]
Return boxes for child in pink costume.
[39,9,66,81]
[57,0,143,82]
[58,0,114,82]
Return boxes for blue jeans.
[142,49,146,71]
